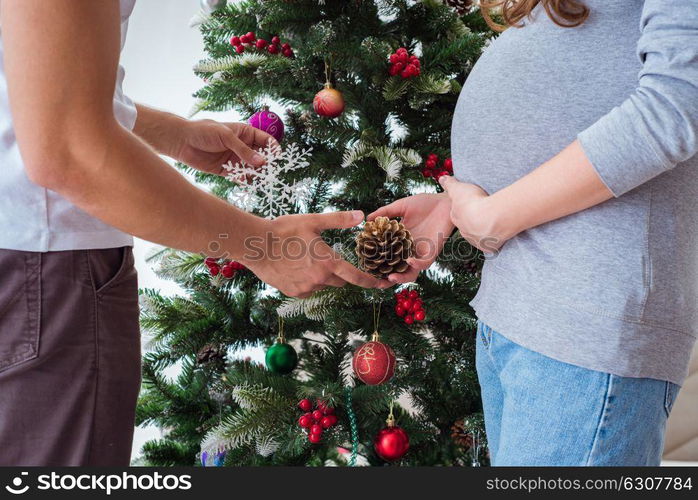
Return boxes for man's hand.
[173,120,277,175]
[367,193,454,283]
[134,105,277,175]
[439,176,514,253]
[242,210,391,298]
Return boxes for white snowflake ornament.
[223,142,313,219]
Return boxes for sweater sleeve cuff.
[577,108,673,197]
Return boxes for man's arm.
[0,0,385,296]
[133,104,196,159]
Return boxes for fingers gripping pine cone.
[356,217,415,279]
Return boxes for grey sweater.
[451,0,698,385]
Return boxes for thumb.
[367,198,406,221]
[438,174,455,193]
[311,210,365,231]
[220,128,266,167]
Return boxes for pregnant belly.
[450,21,640,195]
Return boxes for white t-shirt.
[0,0,137,251]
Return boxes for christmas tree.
[136,0,493,466]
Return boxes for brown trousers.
[0,247,141,466]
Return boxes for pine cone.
[197,343,226,365]
[355,217,414,279]
[451,419,475,448]
[445,0,473,15]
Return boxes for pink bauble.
[248,108,284,142]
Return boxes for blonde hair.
[481,0,589,31]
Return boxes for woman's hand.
[173,120,277,175]
[438,176,517,253]
[367,193,454,283]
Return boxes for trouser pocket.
[0,251,41,373]
[664,381,680,418]
[477,321,493,349]
[87,247,132,295]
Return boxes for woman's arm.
[440,141,613,251]
[444,0,698,251]
[0,0,385,296]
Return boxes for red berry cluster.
[394,289,426,325]
[230,32,294,57]
[204,257,246,279]
[297,398,338,444]
[388,48,421,78]
[421,154,453,181]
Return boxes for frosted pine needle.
[194,53,267,73]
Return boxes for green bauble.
[265,342,298,375]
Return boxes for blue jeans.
[476,322,680,466]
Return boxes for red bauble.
[310,424,323,435]
[404,315,414,325]
[312,409,324,421]
[230,36,241,46]
[298,398,313,412]
[235,45,245,54]
[313,86,345,118]
[298,415,313,428]
[256,39,268,49]
[268,44,279,54]
[271,36,281,45]
[352,339,396,386]
[414,309,426,322]
[374,423,410,462]
[308,433,322,444]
